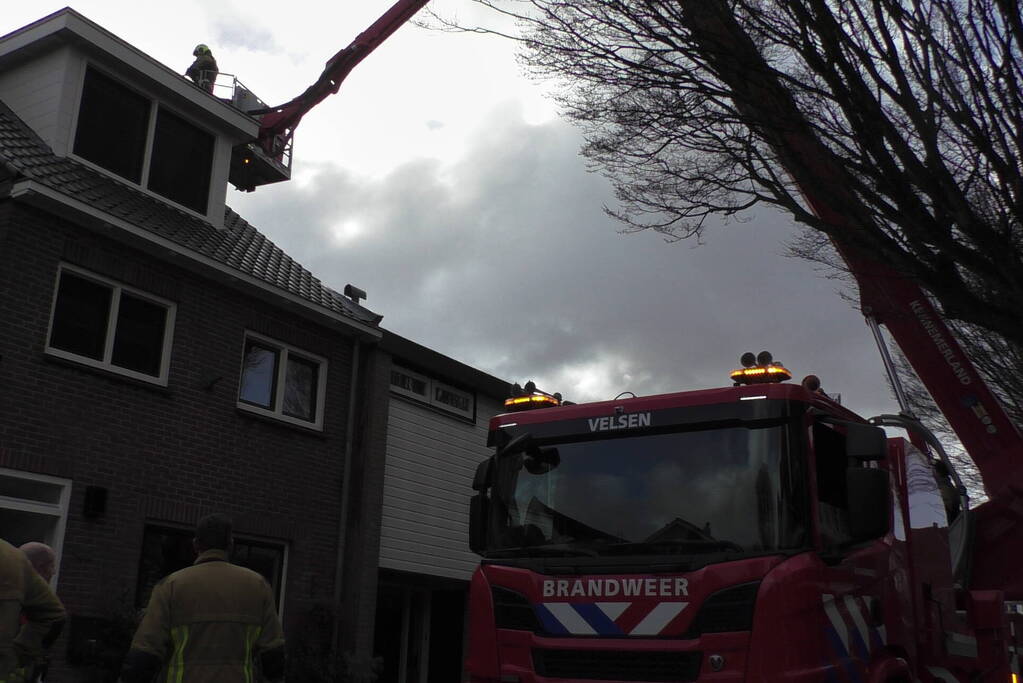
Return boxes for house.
[0,8,509,682]
[373,333,509,683]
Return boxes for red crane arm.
[255,0,430,150]
[678,1,1023,500]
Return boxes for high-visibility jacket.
[0,539,65,683]
[185,54,218,93]
[125,549,285,683]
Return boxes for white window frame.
[45,263,177,385]
[232,532,290,618]
[69,63,215,220]
[390,364,476,420]
[138,522,289,617]
[0,468,72,588]
[237,331,328,430]
[390,365,430,402]
[431,379,475,420]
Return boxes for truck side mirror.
[846,467,889,542]
[469,494,488,554]
[472,459,492,492]
[844,422,888,461]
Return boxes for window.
[390,366,429,401]
[390,364,475,420]
[147,108,214,213]
[73,66,215,214]
[906,448,949,530]
[135,524,287,611]
[46,265,176,384]
[0,469,71,587]
[238,333,327,429]
[813,422,853,547]
[432,380,473,418]
[74,67,150,183]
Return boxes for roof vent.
[344,284,367,305]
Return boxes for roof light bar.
[505,381,563,412]
[730,351,792,385]
[505,394,561,409]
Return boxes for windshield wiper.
[606,540,744,554]
[488,543,599,558]
[496,432,534,457]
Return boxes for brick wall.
[0,201,364,679]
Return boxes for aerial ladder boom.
[677,1,1022,594]
[285,1,1020,497]
[253,0,430,155]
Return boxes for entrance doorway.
[375,579,466,683]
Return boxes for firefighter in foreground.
[120,514,286,683]
[0,539,65,683]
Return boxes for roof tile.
[0,100,381,327]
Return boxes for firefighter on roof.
[185,44,218,94]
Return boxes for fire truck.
[462,6,1023,683]
[236,2,1023,678]
[466,357,1021,682]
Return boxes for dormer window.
[73,67,149,183]
[148,108,214,212]
[73,66,214,214]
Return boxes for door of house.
[376,582,468,683]
[376,584,431,683]
[0,468,72,585]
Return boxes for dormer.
[0,8,279,229]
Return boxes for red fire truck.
[463,7,1023,683]
[466,359,1021,682]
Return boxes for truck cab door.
[812,421,898,680]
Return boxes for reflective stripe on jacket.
[128,549,284,683]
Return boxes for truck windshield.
[486,424,807,556]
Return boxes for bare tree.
[434,0,1023,348]
[788,228,1023,424]
[789,227,1022,496]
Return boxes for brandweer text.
[542,577,689,598]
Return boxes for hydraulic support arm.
[253,0,430,154]
[677,1,1023,503]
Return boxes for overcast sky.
[7,1,902,417]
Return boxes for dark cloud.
[229,103,898,419]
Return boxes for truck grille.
[493,587,542,632]
[684,581,759,636]
[532,649,702,682]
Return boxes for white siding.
[0,47,73,151]
[379,395,500,579]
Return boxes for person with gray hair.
[0,539,64,683]
[17,542,59,681]
[18,543,56,584]
[121,514,286,683]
